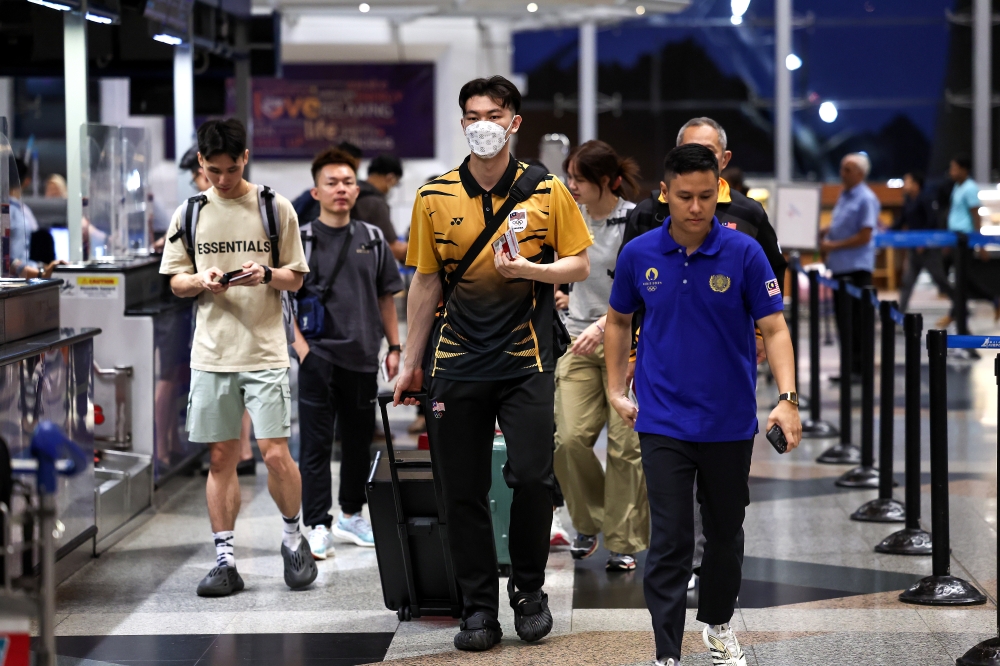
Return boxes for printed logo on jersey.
[643,267,662,292]
[710,274,731,293]
[765,279,781,298]
[197,240,272,255]
[508,209,528,233]
[451,217,464,226]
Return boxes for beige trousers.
[554,343,650,554]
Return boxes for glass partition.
[81,124,119,260]
[120,127,150,255]
[1,122,27,279]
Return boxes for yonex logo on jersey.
[451,217,464,226]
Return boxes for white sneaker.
[702,623,747,666]
[655,659,678,666]
[550,513,571,547]
[688,573,698,591]
[333,513,375,547]
[307,525,335,560]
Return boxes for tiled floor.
[39,284,1000,665]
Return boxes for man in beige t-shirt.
[160,119,315,597]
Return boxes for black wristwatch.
[261,265,272,285]
[388,344,402,353]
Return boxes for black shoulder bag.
[422,165,553,377]
[297,222,356,340]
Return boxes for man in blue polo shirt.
[605,144,801,666]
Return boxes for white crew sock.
[282,513,302,550]
[213,530,234,568]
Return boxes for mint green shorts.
[187,368,291,443]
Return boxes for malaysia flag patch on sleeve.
[765,279,781,298]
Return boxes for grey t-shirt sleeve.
[377,237,404,296]
[354,196,398,244]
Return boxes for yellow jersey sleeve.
[405,191,441,275]
[546,177,593,257]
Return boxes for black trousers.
[832,270,872,376]
[427,372,555,619]
[298,353,378,527]
[639,433,753,662]
[898,249,953,313]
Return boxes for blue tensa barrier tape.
[875,230,996,249]
[816,274,839,290]
[947,335,1000,350]
[888,306,906,327]
[868,291,880,308]
[844,283,864,300]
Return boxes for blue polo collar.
[659,216,723,256]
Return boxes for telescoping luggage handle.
[378,392,425,527]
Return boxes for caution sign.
[64,275,121,299]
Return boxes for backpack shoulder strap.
[168,194,208,272]
[299,221,314,265]
[257,185,281,268]
[362,221,387,275]
[442,164,548,305]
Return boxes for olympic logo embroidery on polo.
[643,267,661,292]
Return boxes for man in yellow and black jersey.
[394,76,592,652]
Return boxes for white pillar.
[774,0,792,183]
[64,11,88,262]
[578,20,597,143]
[973,0,991,184]
[174,45,195,202]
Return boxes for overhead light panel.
[27,0,73,10]
[85,12,114,23]
[527,2,538,11]
[359,2,370,11]
[785,54,802,71]
[153,33,183,46]
[731,0,749,25]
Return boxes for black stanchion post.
[852,300,905,521]
[954,233,970,336]
[899,330,985,605]
[956,354,1000,664]
[837,286,879,486]
[803,270,837,438]
[817,280,861,464]
[877,313,932,554]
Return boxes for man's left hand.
[494,251,536,280]
[766,399,802,451]
[819,239,835,254]
[386,350,400,380]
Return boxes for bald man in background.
[821,153,879,380]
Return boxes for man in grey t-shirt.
[291,148,403,559]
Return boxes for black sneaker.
[570,533,598,560]
[282,535,318,590]
[606,552,637,571]
[508,578,552,643]
[453,612,503,651]
[196,565,244,597]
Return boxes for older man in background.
[821,153,879,380]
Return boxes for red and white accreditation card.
[492,229,520,260]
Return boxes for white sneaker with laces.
[307,525,334,560]
[688,573,697,591]
[333,512,375,547]
[655,658,678,666]
[550,513,571,547]
[702,623,746,666]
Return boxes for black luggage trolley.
[367,393,462,621]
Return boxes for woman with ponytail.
[554,140,649,571]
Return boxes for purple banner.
[242,64,435,159]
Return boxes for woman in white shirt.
[553,141,649,571]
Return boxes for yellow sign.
[77,276,119,287]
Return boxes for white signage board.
[774,184,822,251]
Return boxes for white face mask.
[464,117,515,159]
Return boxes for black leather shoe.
[453,612,502,651]
[508,578,552,642]
[196,565,244,597]
[282,535,318,590]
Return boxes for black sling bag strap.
[441,164,548,306]
[314,222,357,300]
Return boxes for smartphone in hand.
[219,269,253,285]
[766,424,788,454]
